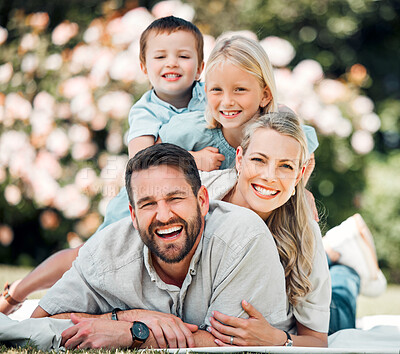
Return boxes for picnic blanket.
[1,300,399,353]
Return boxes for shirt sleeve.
[127,92,163,142]
[203,211,287,327]
[293,220,331,333]
[38,242,112,315]
[302,124,319,154]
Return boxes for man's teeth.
[164,74,180,78]
[222,111,240,116]
[254,185,278,196]
[157,226,182,235]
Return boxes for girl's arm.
[209,300,327,347]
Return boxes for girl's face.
[234,128,304,220]
[205,61,271,130]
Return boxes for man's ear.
[140,62,148,75]
[129,203,138,229]
[236,146,244,174]
[197,185,209,217]
[195,61,205,80]
[260,86,273,108]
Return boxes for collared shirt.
[127,81,206,143]
[39,200,286,327]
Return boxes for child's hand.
[190,147,225,171]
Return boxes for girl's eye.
[235,87,247,92]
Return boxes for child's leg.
[328,259,360,334]
[0,246,81,315]
[97,187,131,232]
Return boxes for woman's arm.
[209,300,327,347]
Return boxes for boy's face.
[141,30,203,105]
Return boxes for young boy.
[128,15,224,170]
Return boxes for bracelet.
[283,330,293,347]
[111,308,121,321]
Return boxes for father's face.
[128,165,209,264]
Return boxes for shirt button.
[190,269,196,275]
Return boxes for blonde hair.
[241,112,315,306]
[205,36,278,128]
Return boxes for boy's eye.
[154,55,165,59]
[179,55,190,59]
[209,87,222,92]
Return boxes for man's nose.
[155,200,173,223]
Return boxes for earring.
[236,170,240,178]
[292,188,296,196]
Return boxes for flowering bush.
[0,1,388,269]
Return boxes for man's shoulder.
[82,217,143,272]
[205,200,270,242]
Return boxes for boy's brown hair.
[139,16,204,66]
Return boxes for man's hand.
[61,313,133,349]
[119,309,198,348]
[190,147,225,171]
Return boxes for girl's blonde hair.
[205,36,278,128]
[241,112,315,306]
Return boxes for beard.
[136,204,203,264]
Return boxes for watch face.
[132,321,150,341]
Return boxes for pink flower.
[29,169,60,206]
[351,96,374,115]
[21,53,39,73]
[53,184,90,218]
[351,130,374,154]
[35,150,62,179]
[0,225,13,246]
[68,124,91,143]
[4,185,22,206]
[106,130,123,153]
[0,62,13,84]
[46,128,70,158]
[28,12,49,31]
[52,21,79,46]
[75,167,100,195]
[152,1,195,21]
[97,91,133,120]
[20,33,40,52]
[0,26,8,45]
[4,93,32,121]
[40,210,60,230]
[260,36,296,67]
[33,91,56,114]
[45,53,63,71]
[109,50,140,82]
[360,113,381,133]
[318,79,348,104]
[59,76,91,99]
[293,60,324,84]
[71,142,98,160]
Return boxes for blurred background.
[0,0,399,283]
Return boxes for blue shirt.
[127,81,206,142]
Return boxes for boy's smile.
[141,31,203,109]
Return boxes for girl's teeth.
[164,74,179,78]
[222,111,239,116]
[254,185,278,196]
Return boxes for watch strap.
[111,308,121,321]
[283,330,293,346]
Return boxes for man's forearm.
[193,329,218,347]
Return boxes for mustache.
[149,217,188,234]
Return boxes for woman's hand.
[208,300,286,346]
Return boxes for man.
[32,143,286,349]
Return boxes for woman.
[201,110,331,347]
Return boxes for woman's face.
[205,61,271,130]
[234,128,304,220]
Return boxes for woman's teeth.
[254,185,278,196]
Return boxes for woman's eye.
[281,164,294,170]
[250,157,263,163]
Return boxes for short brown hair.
[139,16,204,67]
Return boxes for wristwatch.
[130,321,150,348]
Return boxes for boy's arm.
[128,136,156,158]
